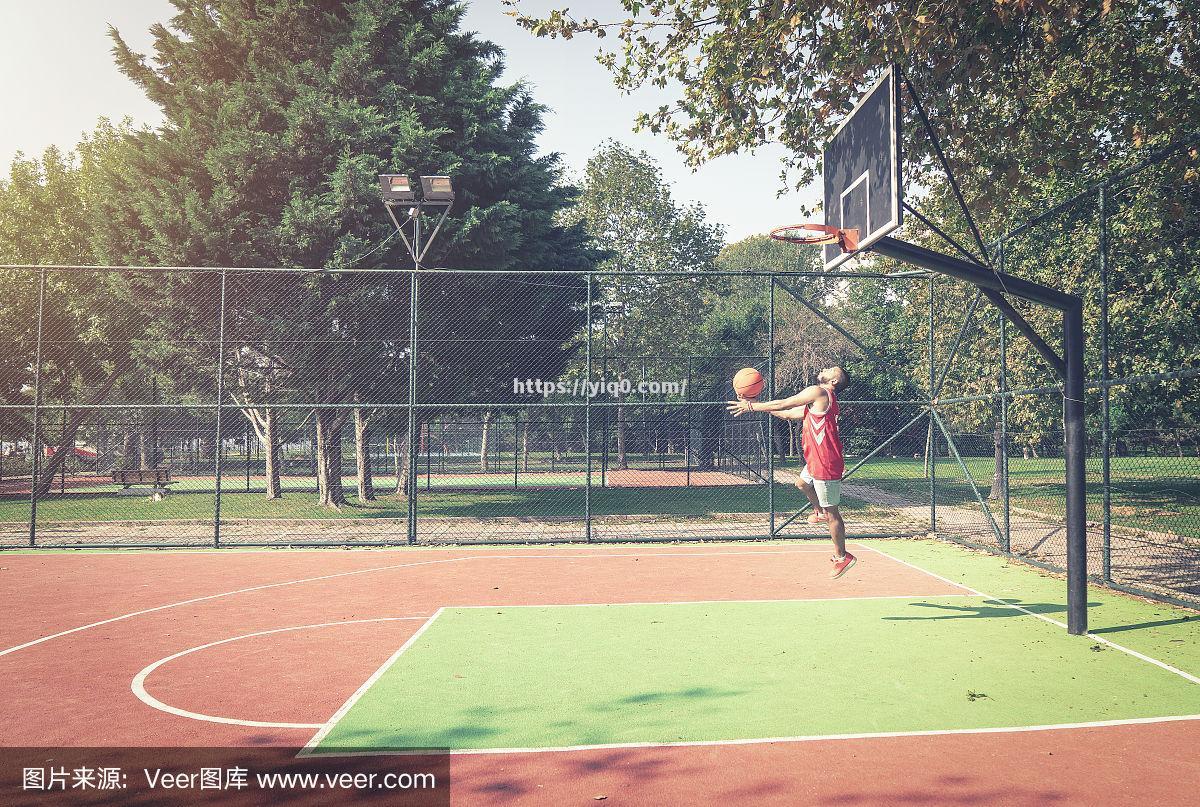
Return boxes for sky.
[0,1,819,243]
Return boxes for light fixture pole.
[379,174,454,544]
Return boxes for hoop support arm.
[872,237,1068,378]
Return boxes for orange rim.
[770,223,842,245]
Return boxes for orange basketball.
[733,367,764,400]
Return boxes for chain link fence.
[0,136,1196,609]
[928,134,1200,608]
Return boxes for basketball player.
[728,367,855,578]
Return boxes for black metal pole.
[60,409,67,495]
[1099,186,1112,583]
[1000,306,1011,553]
[685,357,691,488]
[1063,301,1088,635]
[768,275,775,538]
[28,267,47,547]
[601,357,609,488]
[212,269,228,548]
[406,266,418,545]
[928,276,936,533]
[998,240,1011,554]
[585,273,593,542]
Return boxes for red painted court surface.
[1,541,1197,805]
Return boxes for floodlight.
[420,175,454,204]
[378,172,454,270]
[379,174,416,202]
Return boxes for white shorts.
[799,466,842,508]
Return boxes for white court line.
[0,547,833,659]
[131,617,430,729]
[308,713,1200,757]
[860,543,1200,686]
[300,609,446,756]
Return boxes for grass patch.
[0,484,865,523]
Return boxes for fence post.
[59,409,67,495]
[928,275,936,533]
[245,418,252,493]
[212,268,228,548]
[685,357,692,487]
[999,241,1011,554]
[601,356,609,488]
[406,269,418,545]
[585,273,593,542]
[28,267,47,547]
[640,359,647,466]
[768,275,775,538]
[1063,300,1088,635]
[1099,185,1112,582]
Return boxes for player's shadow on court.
[881,599,1101,620]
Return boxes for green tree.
[506,1,1195,214]
[93,0,597,507]
[0,132,146,496]
[566,140,724,467]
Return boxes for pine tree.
[93,0,597,507]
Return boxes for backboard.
[822,65,903,269]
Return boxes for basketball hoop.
[770,224,860,252]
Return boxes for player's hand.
[727,398,753,417]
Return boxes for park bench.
[112,467,173,494]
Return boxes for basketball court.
[1,538,1197,804]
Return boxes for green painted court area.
[314,587,1200,751]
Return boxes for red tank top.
[802,387,844,481]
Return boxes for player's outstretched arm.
[727,385,825,416]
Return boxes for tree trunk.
[315,410,348,509]
[139,426,154,469]
[121,432,139,470]
[479,411,493,472]
[354,407,375,502]
[393,431,412,496]
[96,424,111,469]
[236,405,283,500]
[261,409,282,499]
[988,419,1005,500]
[616,402,628,469]
[35,371,123,497]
